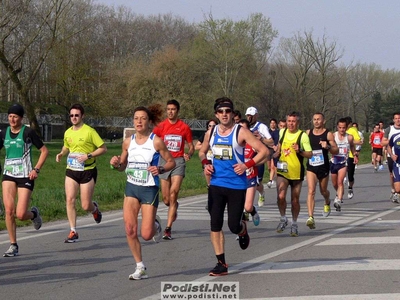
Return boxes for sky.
[95,0,400,71]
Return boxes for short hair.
[70,103,85,115]
[270,118,277,123]
[238,118,250,128]
[233,110,242,118]
[206,119,217,128]
[167,99,180,111]
[352,122,358,127]
[286,111,300,121]
[337,118,347,125]
[344,116,352,126]
[313,112,325,119]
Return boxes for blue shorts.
[125,182,159,207]
[247,177,258,189]
[393,163,400,183]
[330,163,347,174]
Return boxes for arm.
[348,135,359,164]
[198,130,214,176]
[184,140,195,161]
[56,146,69,163]
[87,144,107,159]
[110,137,129,172]
[30,145,49,180]
[326,131,339,155]
[152,136,176,175]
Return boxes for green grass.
[0,139,374,231]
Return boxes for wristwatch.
[87,153,93,159]
[34,168,40,173]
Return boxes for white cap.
[245,106,258,116]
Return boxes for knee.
[228,220,242,235]
[125,223,138,239]
[141,229,153,241]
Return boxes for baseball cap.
[245,107,258,116]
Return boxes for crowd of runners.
[1,100,399,279]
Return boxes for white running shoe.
[152,215,162,243]
[334,198,341,212]
[129,266,148,280]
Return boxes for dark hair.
[352,122,358,127]
[344,116,352,126]
[238,118,250,128]
[214,97,234,112]
[206,119,218,128]
[313,112,325,119]
[233,110,242,118]
[337,117,347,125]
[270,118,277,123]
[69,103,85,115]
[134,104,164,125]
[392,113,400,118]
[167,99,180,111]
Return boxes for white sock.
[136,261,145,269]
[71,227,76,232]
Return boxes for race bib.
[277,161,288,173]
[126,162,149,184]
[309,150,324,166]
[67,153,85,171]
[4,158,24,177]
[213,144,233,160]
[374,137,381,144]
[164,135,182,152]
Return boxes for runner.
[369,124,384,172]
[331,118,358,212]
[245,106,273,207]
[275,111,312,237]
[56,103,107,243]
[1,103,49,257]
[345,116,362,199]
[199,97,267,276]
[109,105,176,280]
[305,113,338,229]
[381,114,400,203]
[267,118,279,188]
[153,99,194,240]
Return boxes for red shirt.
[153,119,193,158]
[245,144,258,179]
[370,131,383,148]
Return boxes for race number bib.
[213,144,233,160]
[164,135,182,152]
[4,158,24,177]
[277,161,288,173]
[373,137,381,144]
[309,150,324,166]
[67,153,85,171]
[126,162,149,184]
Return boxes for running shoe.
[92,201,102,224]
[374,167,378,172]
[290,224,299,237]
[355,165,358,169]
[348,189,354,199]
[64,231,79,243]
[267,180,273,188]
[322,204,331,217]
[276,218,288,233]
[31,206,42,230]
[258,193,265,207]
[392,193,399,204]
[252,209,260,226]
[306,216,315,229]
[3,244,18,257]
[172,202,179,222]
[334,199,341,212]
[343,177,347,185]
[242,211,249,222]
[152,215,162,243]
[129,266,148,280]
[162,228,172,240]
[238,221,250,250]
[209,261,228,276]
[379,165,384,171]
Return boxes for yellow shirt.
[64,124,104,170]
[346,127,360,158]
[277,129,311,180]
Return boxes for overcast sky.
[96,0,400,71]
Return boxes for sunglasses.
[70,114,80,118]
[216,108,232,114]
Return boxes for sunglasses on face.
[216,108,232,114]
[70,114,80,118]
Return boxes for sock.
[280,215,287,222]
[165,226,171,232]
[216,254,226,265]
[71,227,76,233]
[31,210,37,220]
[292,220,297,226]
[136,261,145,269]
[11,243,18,248]
[349,187,353,190]
[250,206,257,216]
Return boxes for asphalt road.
[1,164,400,300]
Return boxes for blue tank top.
[209,124,246,190]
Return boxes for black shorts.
[372,148,383,156]
[307,165,330,180]
[66,168,97,184]
[2,175,34,191]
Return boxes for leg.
[65,176,80,229]
[306,171,318,217]
[319,175,331,205]
[290,182,302,222]
[79,179,96,212]
[2,181,18,244]
[164,175,183,228]
[123,196,141,263]
[276,176,288,217]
